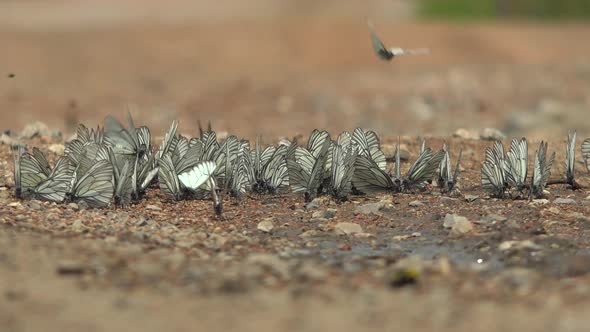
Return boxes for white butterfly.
[178,161,217,191]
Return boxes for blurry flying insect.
[438,144,462,194]
[565,130,580,189]
[368,21,430,61]
[529,141,555,199]
[7,73,15,78]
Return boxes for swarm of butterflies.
[481,131,590,199]
[10,113,590,215]
[10,113,466,214]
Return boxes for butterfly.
[155,120,179,161]
[67,159,114,208]
[225,142,251,198]
[328,143,358,202]
[504,138,528,195]
[104,112,148,159]
[352,154,397,194]
[158,155,183,201]
[247,138,289,195]
[438,144,462,194]
[14,146,53,199]
[368,21,430,61]
[566,130,579,189]
[352,128,386,171]
[481,141,507,198]
[31,157,72,203]
[178,161,217,194]
[402,145,445,192]
[582,137,590,173]
[113,159,134,207]
[530,141,555,199]
[287,137,331,201]
[11,144,25,198]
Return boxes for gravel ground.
[2,136,590,331]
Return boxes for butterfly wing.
[33,157,72,203]
[352,155,394,193]
[72,159,114,208]
[368,23,393,61]
[158,155,181,200]
[178,161,217,191]
[104,115,137,155]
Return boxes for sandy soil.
[2,1,590,331]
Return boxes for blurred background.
[0,0,589,141]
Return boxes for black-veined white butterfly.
[32,157,72,203]
[287,137,330,201]
[113,160,134,207]
[328,143,358,202]
[505,138,528,195]
[11,144,25,198]
[438,144,462,194]
[530,141,555,199]
[225,142,251,198]
[158,154,182,201]
[247,139,289,195]
[582,137,590,173]
[67,159,114,208]
[15,147,52,199]
[481,141,507,198]
[155,120,178,161]
[178,161,217,194]
[566,130,578,189]
[402,146,445,191]
[368,21,430,61]
[352,154,397,194]
[104,112,148,159]
[352,128,386,171]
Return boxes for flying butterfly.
[368,21,430,61]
